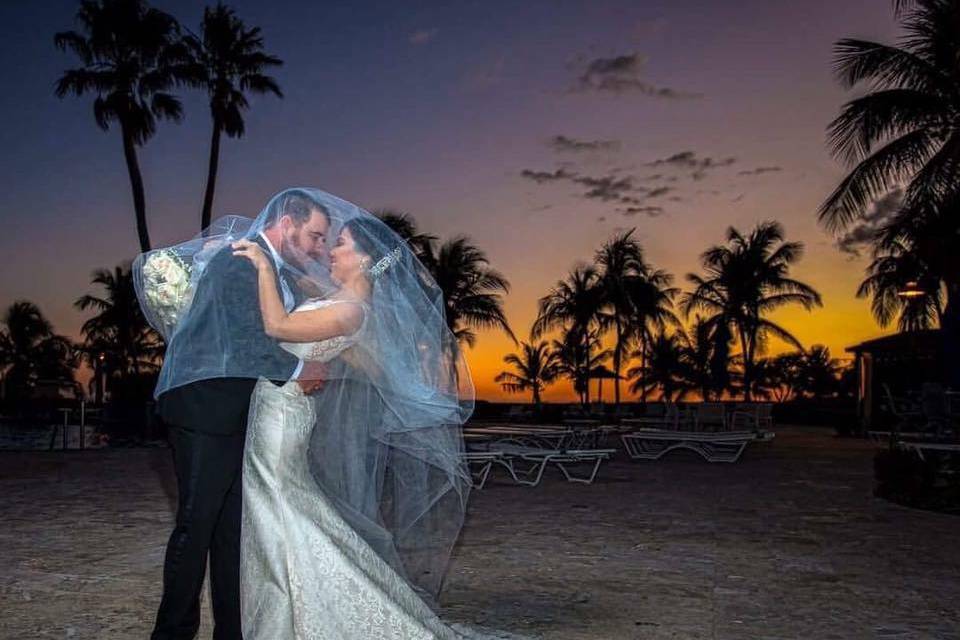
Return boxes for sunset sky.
[0,0,903,401]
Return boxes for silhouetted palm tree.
[683,222,822,400]
[625,268,678,402]
[820,0,960,231]
[550,332,610,406]
[858,237,942,330]
[422,237,514,348]
[796,345,843,399]
[752,353,799,402]
[75,265,163,387]
[55,0,188,252]
[676,316,719,400]
[182,3,283,231]
[0,302,76,402]
[627,332,689,401]
[534,265,606,402]
[495,340,558,411]
[375,209,438,260]
[820,0,960,383]
[595,229,644,407]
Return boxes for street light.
[897,281,926,298]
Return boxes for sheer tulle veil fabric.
[134,188,475,602]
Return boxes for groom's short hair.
[266,189,330,228]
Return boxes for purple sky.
[0,0,902,399]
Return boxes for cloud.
[550,135,621,152]
[520,167,649,207]
[519,168,576,183]
[737,166,783,176]
[408,29,438,45]
[571,52,701,99]
[646,186,672,198]
[622,205,664,217]
[645,151,736,180]
[647,151,736,170]
[836,188,903,257]
[573,173,638,202]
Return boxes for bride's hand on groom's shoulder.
[232,239,271,272]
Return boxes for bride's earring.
[360,257,371,272]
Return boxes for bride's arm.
[232,239,364,343]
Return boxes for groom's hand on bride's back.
[297,360,328,394]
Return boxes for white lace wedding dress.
[240,300,527,639]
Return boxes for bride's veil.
[305,203,474,604]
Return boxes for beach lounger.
[483,440,617,486]
[463,451,505,489]
[620,429,760,463]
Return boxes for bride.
[231,200,525,639]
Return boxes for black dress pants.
[151,426,245,640]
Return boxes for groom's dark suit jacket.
[157,236,302,434]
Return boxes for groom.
[152,191,331,640]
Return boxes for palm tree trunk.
[613,319,622,407]
[639,333,648,404]
[739,328,752,401]
[120,124,150,252]
[201,119,222,232]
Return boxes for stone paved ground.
[1,427,958,639]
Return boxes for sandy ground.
[1,426,958,639]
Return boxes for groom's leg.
[209,459,244,640]
[152,426,243,640]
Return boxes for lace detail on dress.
[279,298,366,363]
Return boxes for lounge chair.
[491,441,617,486]
[463,451,505,489]
[620,429,759,463]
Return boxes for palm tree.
[182,4,283,231]
[55,0,188,252]
[682,222,822,401]
[751,352,804,402]
[595,229,644,407]
[422,237,514,348]
[534,265,605,402]
[0,302,77,403]
[820,0,960,383]
[820,0,960,231]
[627,332,689,401]
[676,316,720,400]
[550,332,610,405]
[75,265,164,393]
[375,209,438,260]
[796,345,843,399]
[858,237,942,331]
[625,268,678,402]
[495,340,558,411]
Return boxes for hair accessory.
[367,247,402,279]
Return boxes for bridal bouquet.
[141,249,194,333]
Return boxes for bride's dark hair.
[344,216,407,267]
